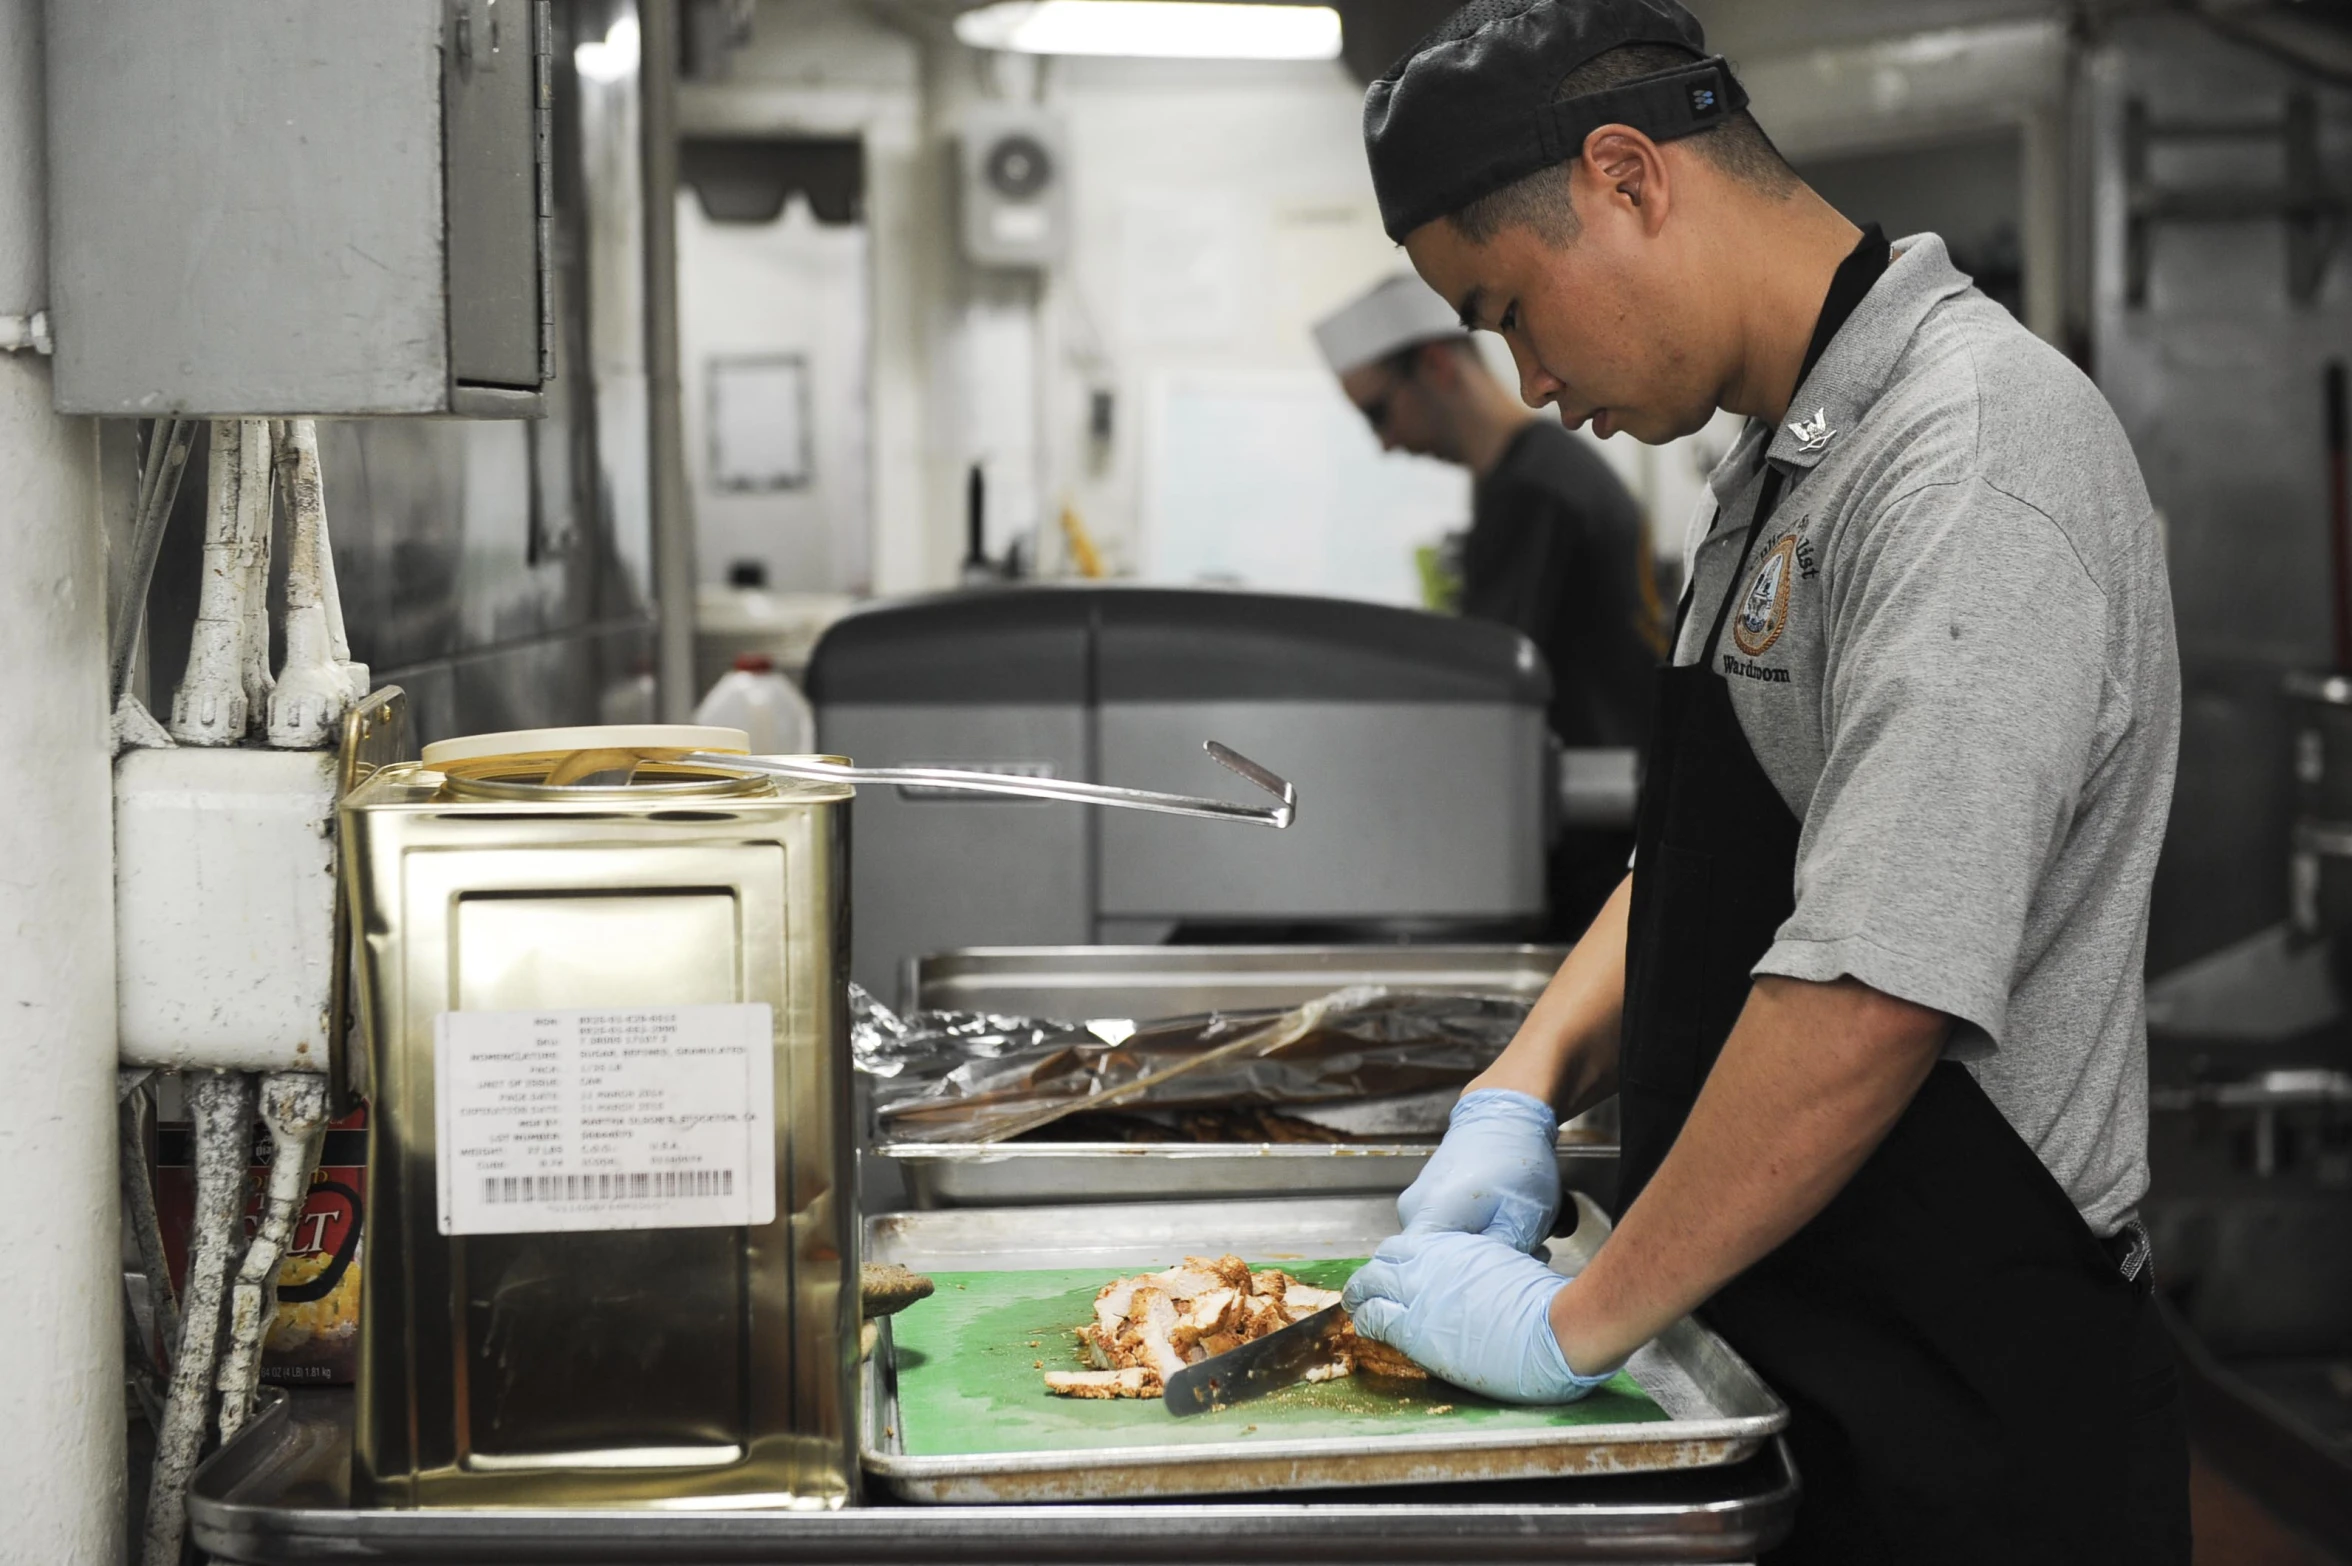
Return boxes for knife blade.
[1162,1304,1350,1417]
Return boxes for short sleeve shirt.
[1672,234,2180,1234]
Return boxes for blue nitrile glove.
[1343,1227,1620,1405]
[1394,1089,1562,1254]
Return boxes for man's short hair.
[1450,43,1797,246]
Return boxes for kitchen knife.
[1163,1304,1350,1417]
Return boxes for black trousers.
[2120,1290,2193,1565]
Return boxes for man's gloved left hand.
[1391,1088,1561,1254]
[1342,1227,1621,1406]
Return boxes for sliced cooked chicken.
[1189,1286,1240,1336]
[1240,1295,1290,1339]
[1195,1254,1254,1292]
[1044,1367,1158,1399]
[1348,1332,1430,1381]
[1043,1259,1431,1399]
[1148,1263,1226,1302]
[1094,1277,1139,1339]
[1126,1286,1190,1383]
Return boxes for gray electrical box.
[45,0,552,417]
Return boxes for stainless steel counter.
[189,1392,1796,1563]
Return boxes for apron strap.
[1696,223,1891,666]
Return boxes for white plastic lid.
[420,725,751,769]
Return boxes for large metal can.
[341,726,857,1509]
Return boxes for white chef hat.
[1311,274,1467,376]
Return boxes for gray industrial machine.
[808,587,1553,999]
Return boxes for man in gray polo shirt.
[1336,0,2188,1558]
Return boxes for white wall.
[0,0,125,1555]
[677,192,872,592]
[677,0,928,590]
[941,49,1747,595]
[1041,54,1460,596]
[696,5,1793,598]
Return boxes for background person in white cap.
[1315,273,1660,932]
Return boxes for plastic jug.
[695,654,816,755]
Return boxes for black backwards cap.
[1364,0,1748,242]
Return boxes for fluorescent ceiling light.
[575,14,641,82]
[954,0,1342,60]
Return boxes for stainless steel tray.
[907,943,1571,1017]
[861,1193,1785,1504]
[188,1391,1798,1563]
[881,944,1612,1209]
[880,1128,1616,1209]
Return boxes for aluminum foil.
[851,984,1530,1144]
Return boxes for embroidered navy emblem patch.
[1732,534,1799,659]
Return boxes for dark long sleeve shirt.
[1460,420,1661,754]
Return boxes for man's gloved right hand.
[1394,1088,1562,1254]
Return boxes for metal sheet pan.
[188,1391,1798,1564]
[907,943,1571,1019]
[861,1193,1785,1504]
[881,945,1612,1209]
[879,1134,1615,1209]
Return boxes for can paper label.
[435,1005,778,1236]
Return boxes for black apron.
[1616,231,2189,1563]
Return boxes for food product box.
[154,1105,366,1385]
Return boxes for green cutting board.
[886,1260,1666,1457]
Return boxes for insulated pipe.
[0,1,125,1553]
[170,420,252,744]
[216,1072,330,1440]
[271,417,367,700]
[108,416,195,702]
[119,1080,182,1365]
[236,416,276,721]
[642,0,697,720]
[142,1070,256,1566]
[308,441,368,700]
[117,1074,172,1437]
[268,420,351,747]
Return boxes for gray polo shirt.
[1673,234,2179,1235]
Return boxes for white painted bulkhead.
[0,0,125,1555]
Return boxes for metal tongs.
[678,740,1296,829]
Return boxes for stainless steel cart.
[189,1392,1798,1564]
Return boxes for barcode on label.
[481,1170,737,1205]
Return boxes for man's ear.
[1581,126,1670,237]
